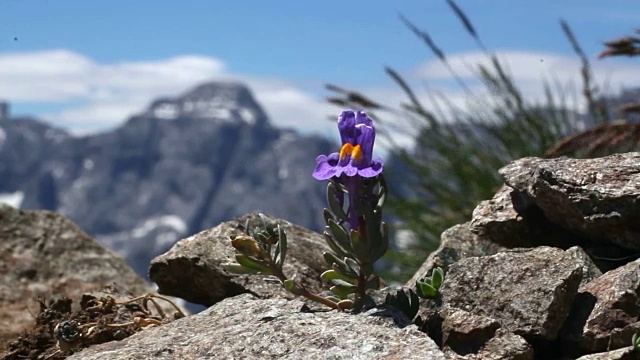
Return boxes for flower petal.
[357,157,383,177]
[355,123,375,164]
[341,164,358,177]
[356,111,373,127]
[338,110,356,145]
[312,153,339,180]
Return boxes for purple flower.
[313,110,383,180]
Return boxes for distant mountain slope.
[0,82,335,277]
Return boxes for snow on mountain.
[146,82,266,125]
[0,191,24,208]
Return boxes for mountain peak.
[145,81,269,126]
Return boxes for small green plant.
[222,213,346,310]
[384,288,421,322]
[632,332,640,351]
[223,110,388,311]
[416,267,445,299]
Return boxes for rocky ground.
[4,153,640,359]
[1,291,184,360]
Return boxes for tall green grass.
[326,0,627,281]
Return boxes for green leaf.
[221,263,261,275]
[418,282,437,298]
[432,267,444,289]
[274,225,287,268]
[396,289,410,311]
[377,175,388,208]
[330,284,356,299]
[235,255,272,274]
[383,289,420,320]
[231,236,269,260]
[321,269,357,285]
[332,263,358,279]
[323,251,341,267]
[327,182,349,222]
[283,279,301,295]
[323,232,349,258]
[258,213,269,231]
[344,257,361,275]
[409,290,420,317]
[350,229,370,263]
[327,219,353,253]
[323,208,333,225]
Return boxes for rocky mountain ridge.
[0,82,335,277]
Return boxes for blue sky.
[0,1,638,137]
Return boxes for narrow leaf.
[327,182,349,222]
[344,257,361,275]
[274,225,287,268]
[350,229,370,262]
[235,255,272,274]
[330,284,356,299]
[321,269,357,285]
[221,263,261,275]
[323,232,349,258]
[328,219,353,252]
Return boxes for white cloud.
[415,50,640,106]
[3,48,640,144]
[0,49,335,136]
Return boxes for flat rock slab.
[149,213,330,306]
[500,153,640,251]
[576,346,638,360]
[67,294,446,360]
[441,246,583,341]
[0,205,168,344]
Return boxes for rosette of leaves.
[221,213,344,310]
[416,267,444,299]
[221,213,288,278]
[320,175,389,304]
[384,289,421,325]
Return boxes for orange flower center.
[339,143,363,161]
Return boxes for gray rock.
[470,184,579,250]
[576,346,638,360]
[469,185,530,247]
[566,246,603,288]
[563,258,640,353]
[499,153,640,251]
[441,247,583,341]
[444,329,533,360]
[407,222,507,287]
[0,205,180,343]
[441,308,500,356]
[67,294,446,360]
[474,331,533,360]
[149,213,330,306]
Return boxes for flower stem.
[270,260,341,310]
[298,287,341,310]
[356,268,367,303]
